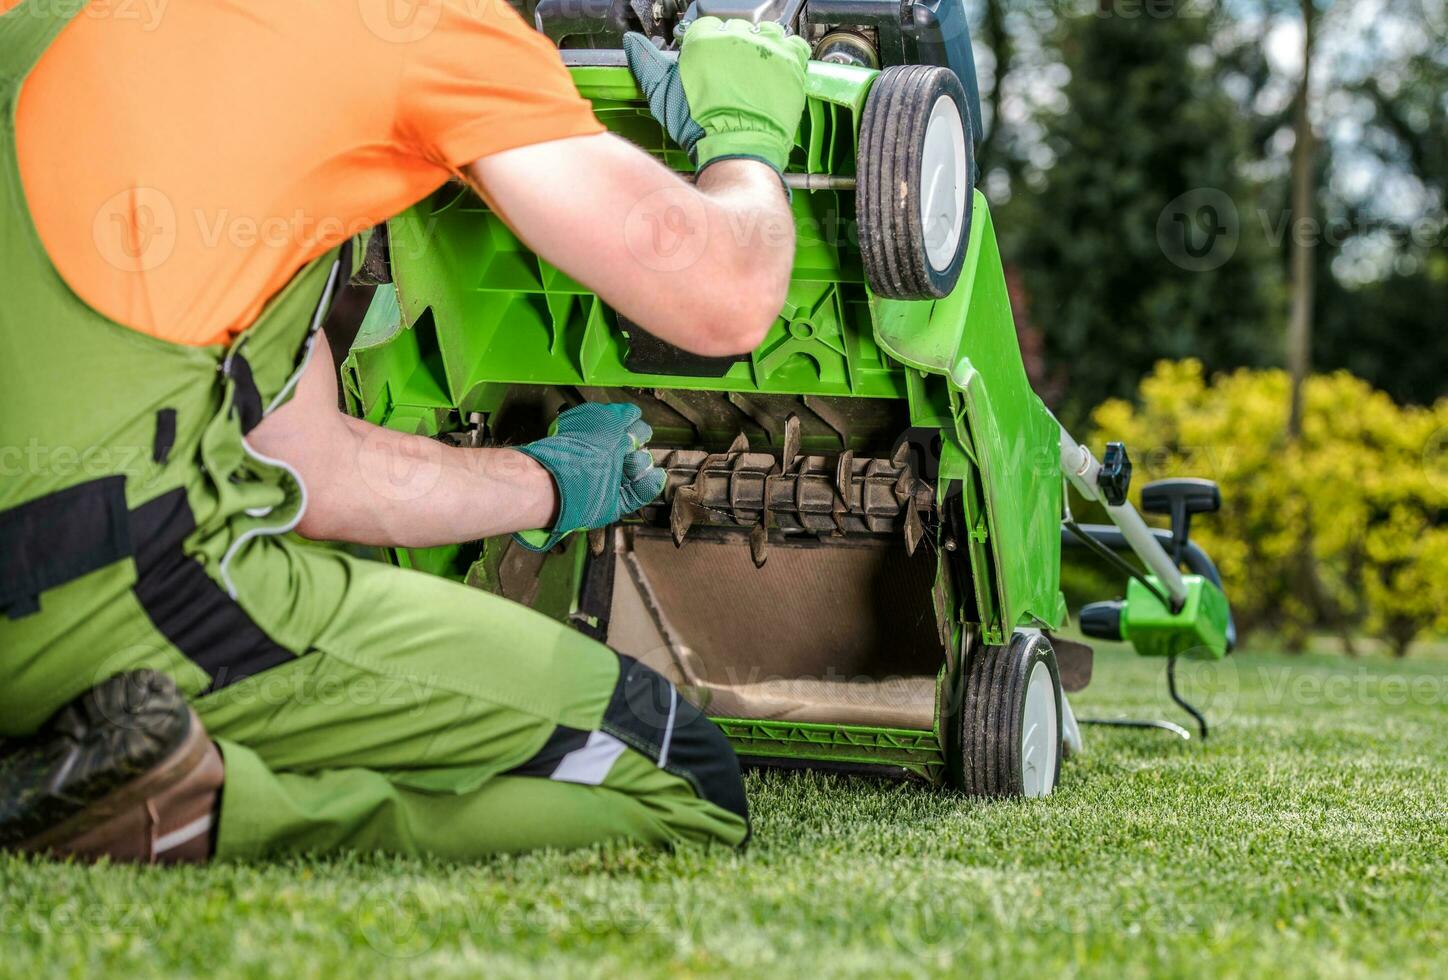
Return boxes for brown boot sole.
[18,706,214,856]
[1,670,200,853]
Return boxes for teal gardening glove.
[623,17,811,180]
[514,403,666,552]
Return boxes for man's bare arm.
[248,339,558,547]
[468,132,794,357]
[254,134,796,547]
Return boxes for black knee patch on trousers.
[502,724,591,779]
[602,655,749,825]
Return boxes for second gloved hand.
[624,17,811,178]
[513,403,666,552]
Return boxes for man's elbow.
[690,264,789,357]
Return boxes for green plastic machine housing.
[1123,575,1230,660]
[343,63,1070,782]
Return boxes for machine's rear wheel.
[949,632,1062,797]
[857,65,974,300]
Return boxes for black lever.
[1140,478,1221,566]
[1096,442,1132,506]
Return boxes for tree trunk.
[976,0,1012,182]
[1286,0,1316,438]
[1283,0,1322,655]
[1388,621,1416,658]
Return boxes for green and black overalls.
[0,2,747,858]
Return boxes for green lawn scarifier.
[342,2,1234,797]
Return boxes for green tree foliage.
[1316,255,1448,406]
[1313,12,1447,406]
[999,3,1283,423]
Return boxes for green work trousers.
[1,528,749,859]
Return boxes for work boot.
[0,669,223,864]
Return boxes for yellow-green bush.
[1089,360,1448,654]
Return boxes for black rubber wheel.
[856,65,975,300]
[947,632,1063,797]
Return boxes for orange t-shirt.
[9,0,603,346]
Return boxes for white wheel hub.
[1020,660,1059,797]
[919,94,968,272]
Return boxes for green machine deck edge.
[717,719,947,783]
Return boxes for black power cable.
[1167,654,1209,740]
[1082,656,1210,741]
[1077,717,1191,740]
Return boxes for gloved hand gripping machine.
[342,0,1235,796]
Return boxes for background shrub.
[1088,361,1448,654]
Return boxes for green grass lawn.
[3,645,1445,979]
